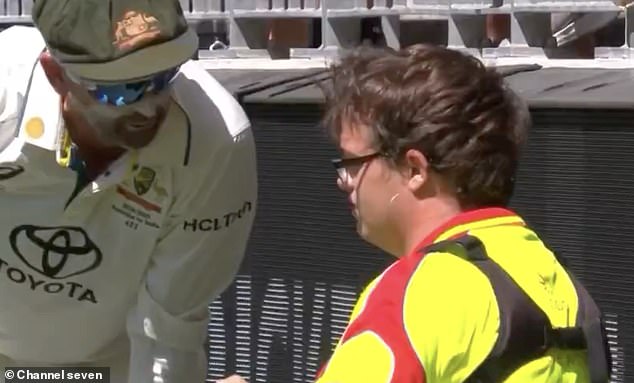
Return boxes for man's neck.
[399,198,463,257]
[75,143,124,180]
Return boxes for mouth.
[127,119,156,130]
[125,109,164,130]
[113,121,159,149]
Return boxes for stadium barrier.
[1,0,633,59]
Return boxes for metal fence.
[1,0,632,58]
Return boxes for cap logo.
[113,11,161,50]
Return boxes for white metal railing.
[0,0,32,23]
[0,0,623,19]
[1,0,632,59]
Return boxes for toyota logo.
[9,225,102,279]
[0,165,23,181]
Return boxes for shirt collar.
[412,207,526,255]
[13,61,190,171]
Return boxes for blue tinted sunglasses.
[70,67,179,107]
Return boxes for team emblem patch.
[133,167,156,196]
[113,11,161,51]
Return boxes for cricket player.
[0,0,257,381]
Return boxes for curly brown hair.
[322,44,530,208]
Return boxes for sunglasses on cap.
[67,67,180,107]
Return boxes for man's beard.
[67,92,170,149]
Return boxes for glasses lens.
[337,168,344,180]
[93,83,146,106]
[91,67,179,106]
[337,167,350,182]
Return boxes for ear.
[403,149,430,193]
[39,51,70,96]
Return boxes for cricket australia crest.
[133,167,156,196]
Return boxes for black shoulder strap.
[566,269,613,383]
[424,235,598,383]
[551,249,613,383]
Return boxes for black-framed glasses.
[331,152,386,181]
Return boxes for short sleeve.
[317,331,395,383]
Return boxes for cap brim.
[63,27,199,83]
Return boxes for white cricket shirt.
[0,26,257,382]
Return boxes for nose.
[132,92,169,117]
[134,101,157,118]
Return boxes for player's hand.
[216,374,248,383]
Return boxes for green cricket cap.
[32,0,198,83]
